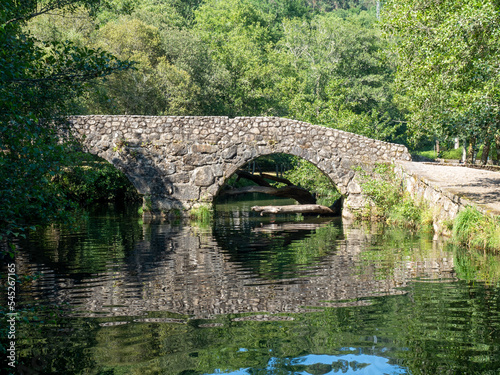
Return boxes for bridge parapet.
[69,115,411,218]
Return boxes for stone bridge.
[70,116,411,218]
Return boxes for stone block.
[171,143,188,156]
[172,184,200,200]
[169,172,190,183]
[212,164,224,177]
[192,166,215,187]
[347,181,362,194]
[192,144,217,153]
[162,163,176,175]
[183,153,213,166]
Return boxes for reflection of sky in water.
[205,351,408,375]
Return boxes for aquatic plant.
[189,204,213,223]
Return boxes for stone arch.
[88,149,145,194]
[69,115,411,218]
[213,151,343,203]
[205,137,364,217]
[77,137,187,211]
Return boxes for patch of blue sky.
[204,352,408,375]
[289,353,408,374]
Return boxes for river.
[7,195,500,374]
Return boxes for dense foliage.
[54,154,140,205]
[283,157,341,206]
[26,0,402,140]
[355,164,432,229]
[0,0,130,247]
[382,0,500,160]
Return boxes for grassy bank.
[356,164,500,253]
[452,207,500,253]
[189,204,213,223]
[355,164,434,230]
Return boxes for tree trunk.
[227,170,317,204]
[481,137,492,165]
[222,185,317,204]
[493,134,500,165]
[253,222,333,233]
[235,170,271,187]
[467,137,476,164]
[251,204,335,216]
[462,138,467,163]
[235,170,293,186]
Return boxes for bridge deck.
[399,161,500,216]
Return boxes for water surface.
[8,195,500,374]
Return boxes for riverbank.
[355,162,500,253]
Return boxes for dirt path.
[398,161,500,216]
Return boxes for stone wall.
[395,163,470,233]
[69,115,411,217]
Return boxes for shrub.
[356,163,428,229]
[53,154,140,205]
[283,157,341,206]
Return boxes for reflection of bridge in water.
[20,221,455,319]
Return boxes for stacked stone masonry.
[69,115,411,218]
[395,162,492,233]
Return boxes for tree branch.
[4,0,88,26]
[235,170,294,186]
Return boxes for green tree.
[81,16,168,114]
[0,0,130,248]
[194,0,281,116]
[306,0,378,11]
[81,16,209,115]
[283,157,341,206]
[382,0,500,160]
[158,27,231,115]
[96,0,204,28]
[276,10,403,140]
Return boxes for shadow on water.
[5,196,500,375]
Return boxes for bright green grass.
[413,149,437,160]
[413,146,464,161]
[440,147,463,160]
[453,206,500,253]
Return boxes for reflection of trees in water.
[19,280,500,375]
[453,246,500,284]
[18,203,144,275]
[213,219,341,280]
